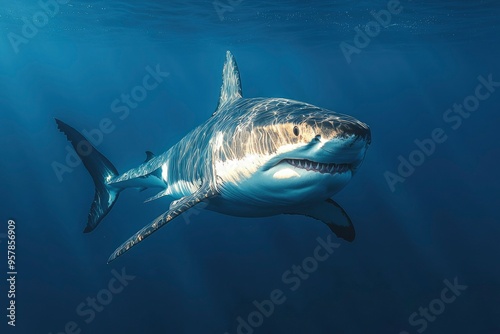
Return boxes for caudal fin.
[55,119,121,233]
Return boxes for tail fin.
[55,119,121,233]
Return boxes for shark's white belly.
[206,169,352,217]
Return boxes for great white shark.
[56,51,371,263]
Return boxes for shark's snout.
[302,114,371,145]
[337,120,371,144]
[320,117,371,145]
[307,118,370,171]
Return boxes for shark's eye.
[293,126,300,136]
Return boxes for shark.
[56,51,371,263]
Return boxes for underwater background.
[1,1,499,333]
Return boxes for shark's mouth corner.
[283,159,351,174]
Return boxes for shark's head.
[211,52,371,207]
[214,98,371,205]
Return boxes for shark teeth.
[285,159,351,174]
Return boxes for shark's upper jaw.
[283,159,352,174]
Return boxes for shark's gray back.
[113,98,269,192]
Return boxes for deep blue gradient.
[1,1,499,333]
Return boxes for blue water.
[1,1,500,333]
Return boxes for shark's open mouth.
[284,159,351,174]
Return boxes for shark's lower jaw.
[284,159,351,174]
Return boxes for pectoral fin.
[144,189,170,203]
[286,199,355,241]
[108,185,218,263]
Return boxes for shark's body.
[56,51,371,263]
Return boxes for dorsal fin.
[144,151,155,162]
[214,51,242,115]
[142,151,162,180]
